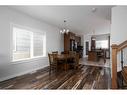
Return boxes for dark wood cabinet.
[64,32,83,58]
[64,33,70,52]
[91,37,96,51]
[75,36,81,46]
[64,32,76,51]
[86,41,89,55]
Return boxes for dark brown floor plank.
[0,65,110,89]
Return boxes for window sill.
[11,56,48,65]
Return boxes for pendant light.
[60,20,69,34]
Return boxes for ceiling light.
[92,8,97,13]
[60,20,69,34]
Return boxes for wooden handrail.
[111,44,118,89]
[117,40,127,51]
[112,40,127,89]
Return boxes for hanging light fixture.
[92,29,96,40]
[60,20,69,34]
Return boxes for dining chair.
[52,51,58,54]
[48,53,58,74]
[75,53,80,69]
[68,53,80,69]
[69,51,76,56]
[61,51,69,54]
[68,51,75,64]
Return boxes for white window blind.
[12,25,45,61]
[13,27,31,61]
[33,33,44,57]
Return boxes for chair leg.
[77,65,79,69]
[62,64,65,70]
[74,65,77,70]
[56,65,58,73]
[64,63,68,71]
[64,64,66,71]
[49,66,51,75]
[75,64,79,70]
[66,64,69,71]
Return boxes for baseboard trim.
[0,65,48,82]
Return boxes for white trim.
[86,33,110,36]
[10,23,13,62]
[10,23,46,63]
[13,30,17,51]
[10,23,45,35]
[31,32,33,58]
[12,56,47,63]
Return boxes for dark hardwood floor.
[0,65,111,89]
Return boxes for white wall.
[111,6,127,72]
[83,21,111,57]
[111,6,127,44]
[0,7,63,81]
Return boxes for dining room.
[0,6,111,89]
[0,30,110,89]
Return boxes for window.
[33,32,44,57]
[12,25,46,61]
[96,40,108,49]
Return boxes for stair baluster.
[112,40,127,89]
[121,50,124,70]
[121,49,124,88]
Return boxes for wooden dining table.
[55,54,75,71]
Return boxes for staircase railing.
[112,40,127,89]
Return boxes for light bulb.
[62,31,64,34]
[66,29,69,33]
[60,30,62,33]
[63,29,66,32]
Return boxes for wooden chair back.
[48,53,54,65]
[69,51,76,56]
[61,51,69,54]
[70,53,80,69]
[52,53,58,63]
[48,53,58,74]
[75,53,80,65]
[52,51,58,54]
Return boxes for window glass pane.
[96,40,108,49]
[33,32,43,57]
[13,27,31,61]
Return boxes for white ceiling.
[9,6,112,35]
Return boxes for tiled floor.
[80,58,110,68]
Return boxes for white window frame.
[11,23,46,62]
[13,31,17,52]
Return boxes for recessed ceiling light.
[92,8,97,12]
